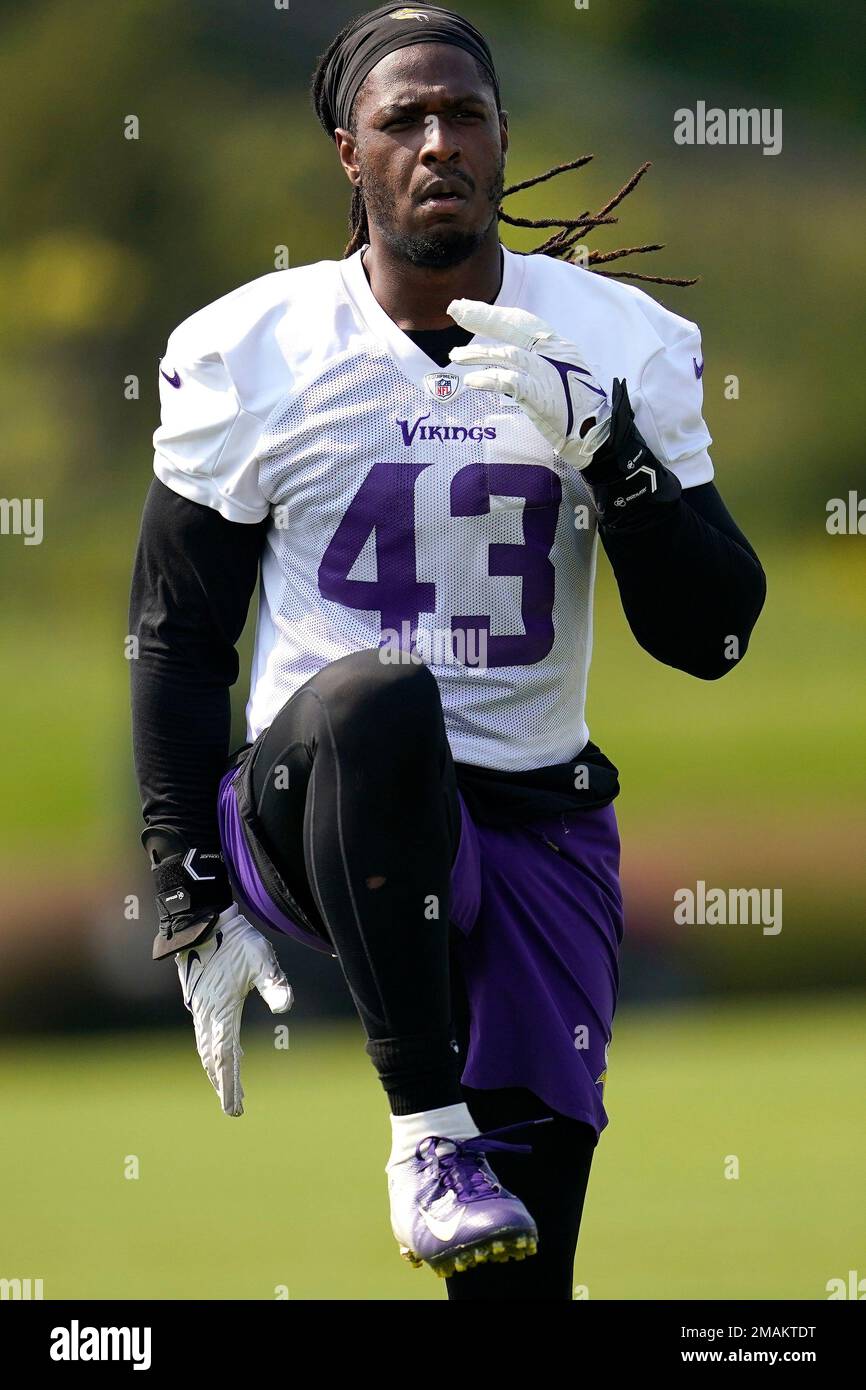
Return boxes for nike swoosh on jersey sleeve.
[153,348,270,524]
[632,327,714,489]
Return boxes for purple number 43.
[318,460,561,667]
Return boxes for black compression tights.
[249,648,597,1300]
[249,648,464,1111]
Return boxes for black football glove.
[580,378,682,527]
[143,826,233,961]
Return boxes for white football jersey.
[153,245,713,771]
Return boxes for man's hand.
[580,377,682,525]
[176,905,293,1117]
[447,300,612,468]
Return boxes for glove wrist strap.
[581,379,682,527]
[143,828,233,960]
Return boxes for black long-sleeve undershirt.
[129,479,268,849]
[598,477,766,680]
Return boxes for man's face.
[338,44,508,268]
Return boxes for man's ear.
[499,109,509,161]
[334,128,361,187]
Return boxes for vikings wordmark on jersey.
[153,246,713,771]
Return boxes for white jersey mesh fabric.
[153,246,714,771]
[248,345,598,770]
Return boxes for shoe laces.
[417,1118,553,1205]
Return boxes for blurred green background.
[0,0,863,1300]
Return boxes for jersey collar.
[340,243,527,396]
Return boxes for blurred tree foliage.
[0,0,862,613]
[0,1,862,979]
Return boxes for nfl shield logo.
[425,372,459,400]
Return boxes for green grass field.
[1,993,862,1301]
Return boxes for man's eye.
[384,110,481,131]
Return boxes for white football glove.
[447,299,612,468]
[175,905,293,1117]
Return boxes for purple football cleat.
[388,1119,551,1277]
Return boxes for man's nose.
[419,114,460,163]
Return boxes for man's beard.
[360,162,505,268]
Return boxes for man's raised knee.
[309,646,441,729]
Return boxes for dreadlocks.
[498,157,697,288]
[311,13,696,289]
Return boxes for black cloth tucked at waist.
[453,740,619,827]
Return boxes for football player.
[129,3,765,1300]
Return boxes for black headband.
[319,3,501,136]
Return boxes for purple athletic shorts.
[218,763,624,1138]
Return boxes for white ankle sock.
[386,1102,480,1169]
